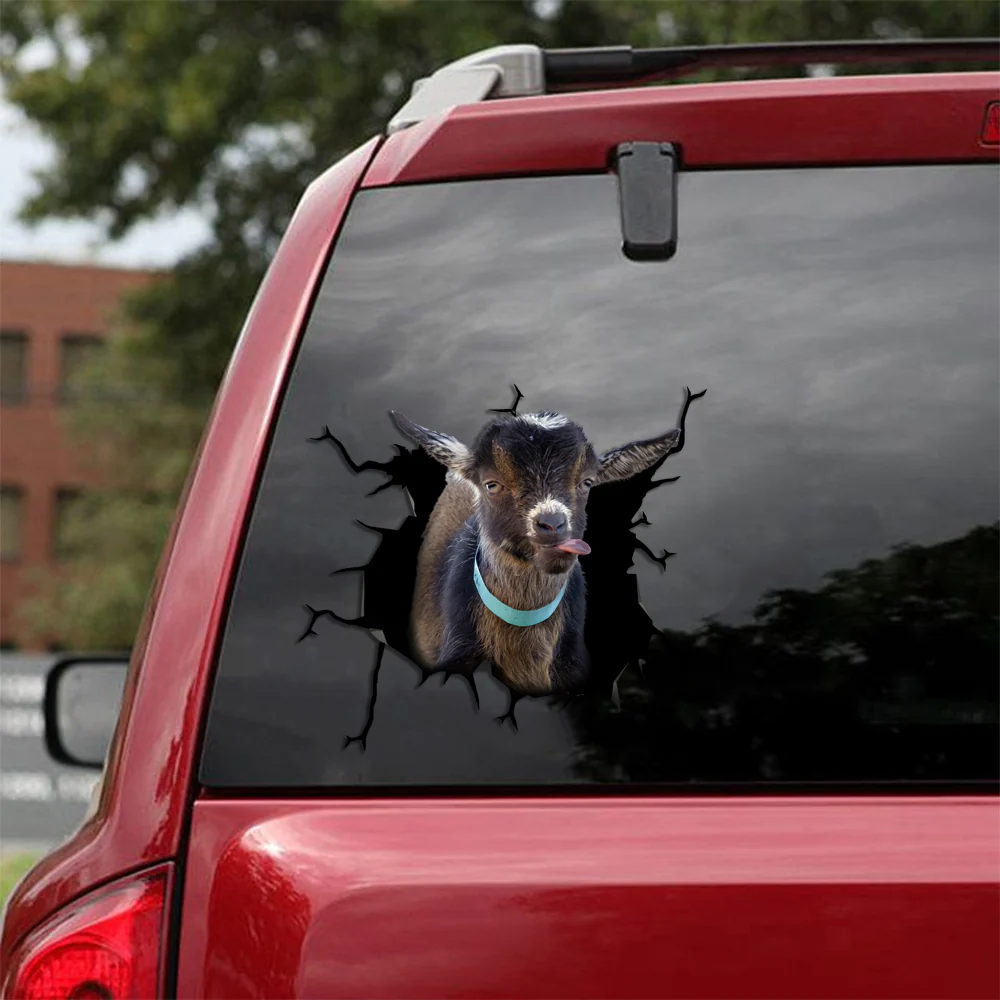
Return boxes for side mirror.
[44,655,129,769]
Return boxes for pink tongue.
[554,538,591,555]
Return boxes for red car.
[3,39,999,1000]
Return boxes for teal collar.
[473,547,567,627]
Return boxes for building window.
[59,333,104,402]
[53,488,85,561]
[1,486,25,562]
[1,331,29,404]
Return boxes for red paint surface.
[0,137,381,959]
[364,73,1000,187]
[176,797,1000,999]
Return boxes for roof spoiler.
[388,38,1000,133]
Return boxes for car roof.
[365,71,999,187]
[387,39,999,132]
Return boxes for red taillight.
[4,866,169,1000]
[982,101,1000,145]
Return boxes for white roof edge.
[387,44,545,134]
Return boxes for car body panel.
[176,796,1000,998]
[364,73,1000,187]
[0,137,382,959]
[3,65,998,998]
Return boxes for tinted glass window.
[59,334,104,402]
[52,489,85,561]
[1,331,29,404]
[1,486,25,563]
[201,166,999,788]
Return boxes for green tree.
[2,0,996,647]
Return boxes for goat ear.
[596,428,681,484]
[391,411,473,475]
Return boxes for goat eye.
[484,481,503,495]
[581,478,594,490]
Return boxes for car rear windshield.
[200,164,999,790]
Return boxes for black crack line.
[495,688,523,731]
[439,667,481,710]
[343,640,385,751]
[309,426,396,495]
[297,604,360,642]
[330,563,368,576]
[648,473,681,491]
[310,426,373,472]
[638,386,706,545]
[489,384,524,417]
[628,514,675,568]
[634,540,675,570]
[670,386,707,457]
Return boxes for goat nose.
[535,513,568,536]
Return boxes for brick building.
[1,260,153,649]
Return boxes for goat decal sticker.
[299,385,704,748]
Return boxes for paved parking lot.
[1,653,102,854]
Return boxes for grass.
[1,854,40,911]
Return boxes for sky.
[0,14,824,273]
[1,32,210,269]
[0,94,210,270]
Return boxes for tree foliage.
[569,523,999,783]
[2,0,996,647]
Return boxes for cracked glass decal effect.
[199,167,998,789]
[298,386,704,748]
